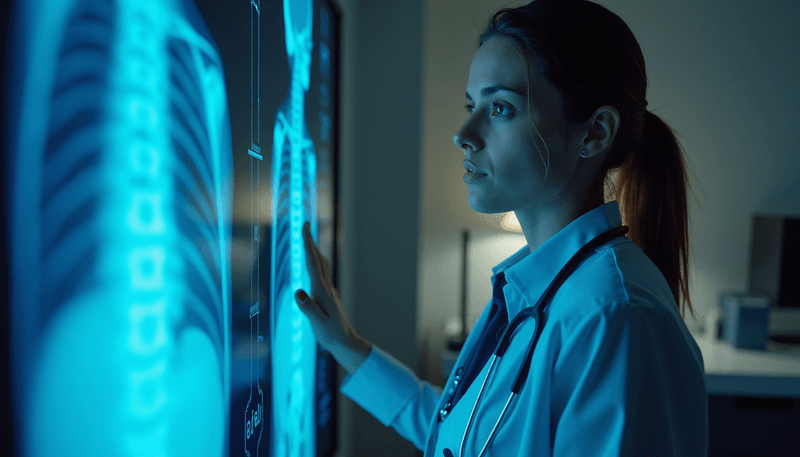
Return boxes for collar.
[490,201,623,320]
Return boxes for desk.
[693,334,800,456]
[693,333,800,397]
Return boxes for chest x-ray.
[8,0,232,455]
[5,0,340,455]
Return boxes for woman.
[295,0,708,455]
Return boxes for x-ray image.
[7,0,232,455]
[5,0,340,456]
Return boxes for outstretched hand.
[294,221,356,355]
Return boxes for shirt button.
[439,402,451,421]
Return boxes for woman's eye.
[491,103,508,116]
[464,102,511,117]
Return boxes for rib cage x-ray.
[5,0,341,454]
[8,0,232,455]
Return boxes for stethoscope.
[439,225,630,457]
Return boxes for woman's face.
[453,36,581,215]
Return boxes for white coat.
[340,201,708,456]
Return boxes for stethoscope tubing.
[451,225,630,457]
[459,353,498,457]
[479,390,515,455]
[460,304,537,457]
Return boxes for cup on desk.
[721,292,771,350]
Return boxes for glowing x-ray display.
[224,0,339,455]
[8,0,232,455]
[7,0,340,454]
[269,0,318,455]
[191,0,339,454]
[244,1,265,456]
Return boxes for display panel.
[5,0,340,456]
[7,0,232,455]
[213,0,340,455]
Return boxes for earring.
[580,149,588,158]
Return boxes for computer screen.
[3,0,340,455]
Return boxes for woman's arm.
[331,331,373,375]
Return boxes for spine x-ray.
[9,0,232,455]
[6,0,339,455]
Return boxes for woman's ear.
[581,105,620,158]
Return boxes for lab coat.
[340,201,708,456]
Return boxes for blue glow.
[319,43,330,76]
[128,298,169,355]
[249,148,264,160]
[10,0,232,455]
[245,1,265,456]
[270,0,317,455]
[320,8,329,39]
[127,193,167,234]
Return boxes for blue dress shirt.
[448,271,508,411]
[340,201,708,456]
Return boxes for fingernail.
[295,290,308,303]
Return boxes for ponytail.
[614,112,694,318]
[480,0,695,319]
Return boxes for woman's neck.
[516,178,605,254]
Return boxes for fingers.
[302,222,320,269]
[302,222,322,286]
[302,221,332,288]
[295,289,330,319]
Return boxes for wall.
[335,0,424,456]
[418,0,800,386]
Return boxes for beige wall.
[334,0,424,455]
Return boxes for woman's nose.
[453,116,483,151]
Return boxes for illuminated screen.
[200,0,340,455]
[4,0,340,456]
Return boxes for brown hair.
[481,0,694,318]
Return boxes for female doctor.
[295,0,708,455]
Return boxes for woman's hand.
[295,221,371,374]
